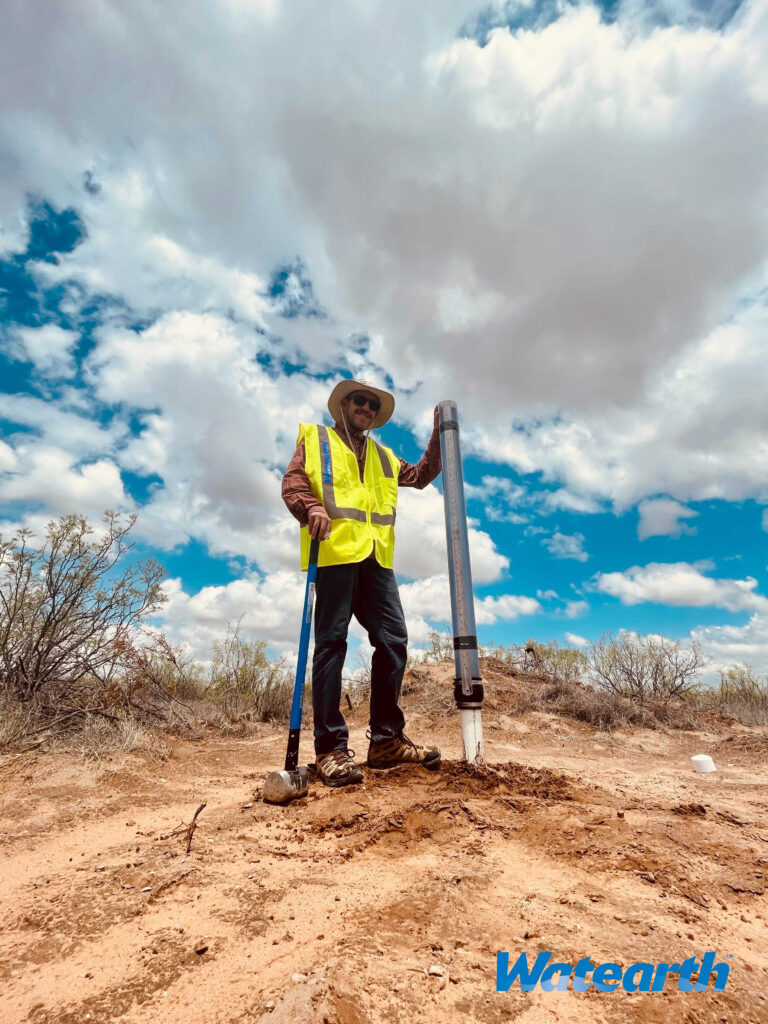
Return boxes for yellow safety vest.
[298,423,400,570]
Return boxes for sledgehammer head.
[262,765,308,805]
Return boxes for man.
[282,378,442,788]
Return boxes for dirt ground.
[2,661,767,1024]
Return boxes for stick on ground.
[182,802,206,854]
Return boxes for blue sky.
[2,0,768,678]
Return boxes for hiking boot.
[366,731,441,771]
[316,748,364,788]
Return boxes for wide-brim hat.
[327,378,395,429]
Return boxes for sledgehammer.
[262,538,319,805]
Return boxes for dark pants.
[312,558,408,755]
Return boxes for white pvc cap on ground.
[691,754,716,773]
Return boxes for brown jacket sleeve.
[281,440,324,525]
[397,428,442,488]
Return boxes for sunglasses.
[349,392,381,413]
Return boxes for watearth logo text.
[496,951,730,993]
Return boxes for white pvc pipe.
[461,709,484,765]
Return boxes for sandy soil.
[2,661,767,1024]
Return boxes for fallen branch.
[183,803,206,854]
[162,802,208,852]
[149,868,196,900]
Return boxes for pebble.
[291,972,308,984]
[428,965,445,977]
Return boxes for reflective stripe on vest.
[316,425,366,522]
[297,423,400,569]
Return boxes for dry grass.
[721,701,768,726]
[0,694,173,760]
[397,657,704,732]
[58,716,171,761]
[518,675,657,729]
[529,675,702,730]
[695,674,768,726]
[6,642,767,760]
[0,696,41,748]
[0,647,297,756]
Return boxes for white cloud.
[0,440,17,473]
[638,497,698,540]
[2,1,767,415]
[476,592,541,623]
[593,561,768,613]
[690,613,768,676]
[563,599,588,619]
[564,631,589,647]
[397,573,540,642]
[83,311,333,564]
[465,475,528,523]
[158,571,307,659]
[0,445,127,523]
[543,531,588,561]
[469,303,768,511]
[0,392,126,459]
[534,589,587,618]
[394,485,508,583]
[398,574,453,640]
[10,325,79,378]
[540,489,601,514]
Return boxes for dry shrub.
[0,695,42,748]
[0,511,297,751]
[520,639,589,681]
[0,512,165,702]
[509,674,701,731]
[532,676,657,730]
[401,664,456,717]
[186,699,298,737]
[588,632,704,702]
[0,623,296,752]
[0,695,171,759]
[345,661,455,718]
[480,634,705,730]
[701,666,768,727]
[205,628,294,724]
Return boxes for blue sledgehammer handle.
[285,537,319,772]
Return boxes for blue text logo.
[496,952,730,993]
